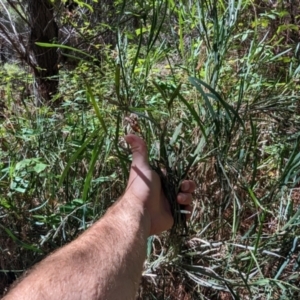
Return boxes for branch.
[6,0,30,27]
[0,21,35,69]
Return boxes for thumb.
[125,134,150,170]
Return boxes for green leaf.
[73,0,93,11]
[35,43,95,59]
[0,198,11,209]
[33,163,48,174]
[170,123,183,146]
[168,83,182,110]
[85,82,108,134]
[82,135,105,202]
[177,93,207,139]
[0,224,42,253]
[189,77,245,129]
[115,64,121,99]
[58,129,100,187]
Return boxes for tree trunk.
[28,0,59,104]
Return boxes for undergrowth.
[1,0,300,299]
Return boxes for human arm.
[4,134,195,300]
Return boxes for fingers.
[177,180,195,220]
[177,180,195,205]
[177,192,192,205]
[180,180,196,193]
[125,134,149,170]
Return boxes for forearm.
[4,197,150,300]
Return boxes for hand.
[124,134,195,236]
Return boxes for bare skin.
[3,134,195,300]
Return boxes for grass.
[1,0,300,298]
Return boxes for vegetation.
[1,0,300,298]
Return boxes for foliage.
[1,0,300,298]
